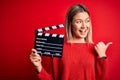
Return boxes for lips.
[79,29,87,35]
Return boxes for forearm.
[95,57,108,80]
[37,67,53,80]
[35,64,42,73]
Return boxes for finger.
[31,58,40,62]
[32,56,41,60]
[96,42,101,48]
[99,42,105,46]
[106,42,112,48]
[31,49,39,56]
[94,46,97,50]
[98,42,103,47]
[32,57,40,61]
[30,55,39,59]
[30,56,41,62]
[32,49,37,53]
[30,53,40,58]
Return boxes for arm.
[30,49,53,80]
[95,55,108,80]
[37,67,53,80]
[94,42,112,80]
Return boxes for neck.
[68,37,86,43]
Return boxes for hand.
[30,49,42,72]
[94,42,112,58]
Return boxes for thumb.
[106,42,112,48]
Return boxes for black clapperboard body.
[34,24,64,57]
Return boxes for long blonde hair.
[65,4,93,43]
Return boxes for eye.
[76,21,82,24]
[86,19,90,23]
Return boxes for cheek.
[86,26,89,30]
[72,22,82,27]
[71,26,78,35]
[87,27,90,34]
[86,23,91,28]
[75,23,82,28]
[72,24,81,30]
[72,26,79,32]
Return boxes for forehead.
[73,12,89,20]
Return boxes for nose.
[81,22,86,29]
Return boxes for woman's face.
[72,12,91,39]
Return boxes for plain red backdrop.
[0,0,120,80]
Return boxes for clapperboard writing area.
[34,24,64,57]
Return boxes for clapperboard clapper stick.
[34,24,64,57]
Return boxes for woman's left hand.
[94,42,112,58]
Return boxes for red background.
[0,0,120,80]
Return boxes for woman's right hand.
[30,49,42,72]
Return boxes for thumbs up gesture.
[94,42,112,58]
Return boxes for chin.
[73,33,87,39]
[79,35,87,38]
[74,36,86,39]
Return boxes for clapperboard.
[34,24,64,57]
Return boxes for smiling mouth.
[79,29,88,35]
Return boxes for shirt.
[37,42,107,80]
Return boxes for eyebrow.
[74,17,90,21]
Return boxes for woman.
[30,4,112,80]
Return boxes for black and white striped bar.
[34,24,64,57]
[37,24,64,32]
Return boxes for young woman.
[30,4,112,80]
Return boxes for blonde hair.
[65,4,93,43]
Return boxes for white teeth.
[80,29,86,32]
